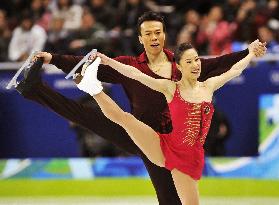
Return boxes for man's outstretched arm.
[37,52,131,84]
[199,40,266,81]
[50,53,83,74]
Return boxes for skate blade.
[6,51,38,89]
[65,49,97,79]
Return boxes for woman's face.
[179,48,201,80]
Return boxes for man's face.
[138,21,165,55]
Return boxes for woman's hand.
[89,52,111,65]
[248,39,267,58]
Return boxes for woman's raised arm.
[96,52,173,95]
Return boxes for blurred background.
[0,0,279,204]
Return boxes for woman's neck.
[179,77,199,89]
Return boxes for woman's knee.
[148,154,165,168]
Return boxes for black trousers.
[22,82,181,205]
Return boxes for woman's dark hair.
[174,43,195,64]
[137,11,166,36]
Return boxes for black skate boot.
[6,55,44,94]
[15,57,44,94]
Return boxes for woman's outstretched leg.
[76,58,165,167]
[93,91,165,167]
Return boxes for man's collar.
[137,48,175,63]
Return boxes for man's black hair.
[137,11,166,36]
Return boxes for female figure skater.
[77,41,260,205]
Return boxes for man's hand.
[34,52,53,64]
[248,39,267,58]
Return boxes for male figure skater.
[14,11,266,205]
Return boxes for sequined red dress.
[158,86,214,180]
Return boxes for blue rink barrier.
[2,102,279,179]
[1,141,279,179]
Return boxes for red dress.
[158,86,214,180]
